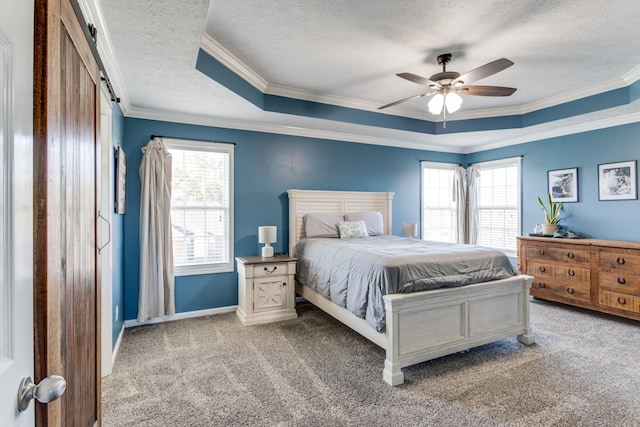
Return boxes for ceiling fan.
[379,53,517,125]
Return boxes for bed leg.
[517,332,535,345]
[383,360,404,386]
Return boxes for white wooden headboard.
[287,189,394,256]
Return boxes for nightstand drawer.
[254,262,291,277]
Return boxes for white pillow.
[304,213,342,238]
[338,220,368,239]
[344,211,385,236]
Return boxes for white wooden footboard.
[382,275,534,385]
[296,275,534,386]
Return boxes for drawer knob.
[283,282,286,286]
[616,257,626,265]
[538,266,546,273]
[264,266,278,273]
[566,287,575,295]
[617,277,626,285]
[617,297,627,305]
[537,282,546,288]
[567,252,575,259]
[568,269,575,277]
[537,249,545,255]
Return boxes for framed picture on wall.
[115,146,127,214]
[598,160,637,201]
[547,167,578,202]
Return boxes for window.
[421,161,458,243]
[474,157,521,256]
[165,139,234,276]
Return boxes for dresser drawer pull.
[616,257,626,265]
[264,266,278,273]
[283,282,286,286]
[567,252,575,259]
[538,266,546,273]
[567,269,575,277]
[617,297,627,305]
[536,282,546,288]
[537,249,545,255]
[566,287,575,295]
[617,277,626,285]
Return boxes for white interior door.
[0,0,35,425]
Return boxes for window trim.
[164,138,234,276]
[473,156,521,257]
[420,161,459,243]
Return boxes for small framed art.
[598,160,637,201]
[115,146,127,213]
[548,167,578,202]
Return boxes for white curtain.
[453,166,467,244]
[466,166,480,245]
[138,137,175,322]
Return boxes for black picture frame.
[598,160,637,201]
[547,167,578,203]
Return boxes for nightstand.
[235,255,298,326]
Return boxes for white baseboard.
[123,306,237,328]
[112,323,125,366]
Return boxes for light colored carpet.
[102,300,640,426]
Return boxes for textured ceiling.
[97,0,640,152]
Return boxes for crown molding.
[624,64,640,85]
[79,0,131,111]
[200,34,268,92]
[125,106,463,153]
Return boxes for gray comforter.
[295,236,517,332]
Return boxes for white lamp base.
[262,244,274,258]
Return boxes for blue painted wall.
[111,104,125,348]
[121,118,462,321]
[119,117,640,321]
[466,122,640,241]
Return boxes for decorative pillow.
[344,211,385,235]
[304,213,343,238]
[338,220,368,239]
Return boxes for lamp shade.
[402,222,418,237]
[428,93,444,114]
[258,226,277,244]
[445,92,462,113]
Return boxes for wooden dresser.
[517,236,640,321]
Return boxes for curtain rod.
[70,0,120,103]
[151,135,236,145]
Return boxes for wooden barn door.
[33,0,101,425]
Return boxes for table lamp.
[402,222,418,238]
[258,226,277,257]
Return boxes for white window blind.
[474,157,520,255]
[421,161,457,243]
[165,139,234,276]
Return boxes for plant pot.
[541,224,559,235]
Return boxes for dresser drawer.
[527,261,590,283]
[525,245,590,265]
[530,277,590,303]
[599,290,640,313]
[600,251,640,273]
[599,271,640,296]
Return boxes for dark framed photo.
[548,167,578,202]
[115,146,127,214]
[598,160,637,201]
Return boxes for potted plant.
[537,193,562,235]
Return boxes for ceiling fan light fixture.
[445,92,463,113]
[428,93,444,114]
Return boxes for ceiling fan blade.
[397,72,440,88]
[458,85,517,96]
[453,58,514,85]
[378,92,435,109]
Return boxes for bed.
[288,189,534,386]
